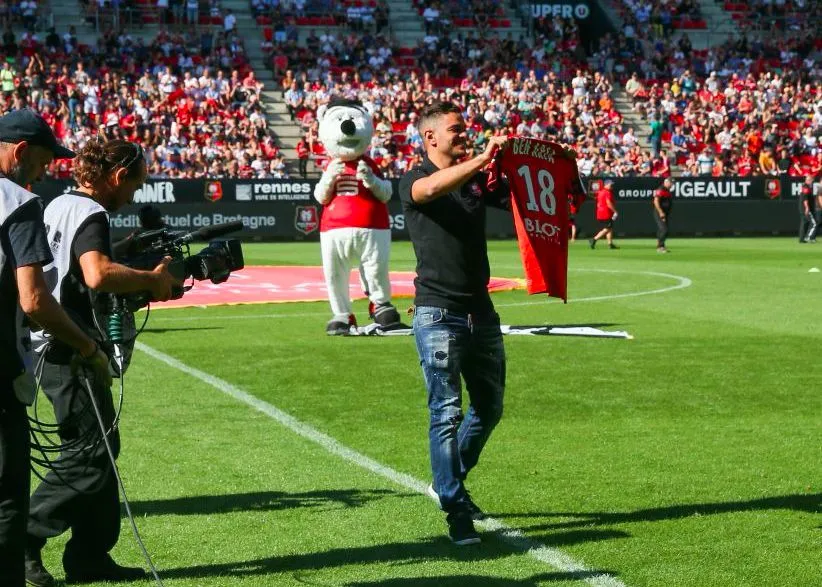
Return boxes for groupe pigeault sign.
[30,176,808,240]
[591,176,806,201]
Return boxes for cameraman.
[26,139,178,586]
[0,110,109,587]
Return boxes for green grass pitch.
[32,238,821,587]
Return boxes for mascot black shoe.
[370,302,411,331]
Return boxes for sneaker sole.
[451,536,481,546]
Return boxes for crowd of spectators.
[251,0,390,35]
[613,0,703,37]
[5,0,815,181]
[620,20,822,177]
[268,17,682,178]
[0,25,287,178]
[275,41,663,178]
[0,0,43,32]
[721,0,815,34]
[414,0,507,37]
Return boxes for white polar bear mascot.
[314,97,406,335]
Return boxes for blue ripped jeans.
[413,306,506,514]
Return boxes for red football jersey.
[497,138,584,301]
[320,156,390,231]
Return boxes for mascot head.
[317,97,374,162]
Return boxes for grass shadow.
[142,326,224,333]
[126,488,410,518]
[343,571,622,586]
[161,537,513,580]
[492,493,821,532]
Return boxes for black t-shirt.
[801,185,816,213]
[60,208,112,330]
[399,156,510,314]
[0,198,52,384]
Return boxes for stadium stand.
[612,0,706,33]
[621,26,821,177]
[0,26,285,178]
[2,0,818,179]
[264,14,684,178]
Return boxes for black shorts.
[598,219,613,229]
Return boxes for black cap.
[0,109,75,159]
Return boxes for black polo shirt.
[398,156,509,314]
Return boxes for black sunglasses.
[116,142,143,171]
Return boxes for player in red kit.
[653,177,673,253]
[590,180,618,249]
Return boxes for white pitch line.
[148,270,692,322]
[135,341,627,587]
[500,270,692,307]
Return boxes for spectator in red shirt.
[296,134,310,178]
[736,152,755,176]
[652,151,671,177]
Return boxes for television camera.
[110,219,245,311]
[93,220,245,375]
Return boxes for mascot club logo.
[205,181,224,202]
[295,205,319,235]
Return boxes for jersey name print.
[497,138,584,301]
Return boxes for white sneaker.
[427,484,442,508]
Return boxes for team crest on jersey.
[469,182,483,198]
[205,181,223,202]
[295,205,319,235]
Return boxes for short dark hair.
[418,101,463,134]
